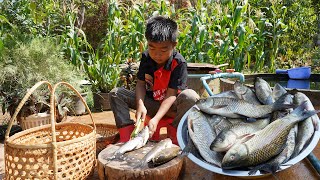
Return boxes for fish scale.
[247,127,291,165]
[222,102,317,169]
[248,126,297,175]
[215,98,272,118]
[197,93,293,119]
[188,107,222,167]
[210,118,270,152]
[292,92,318,157]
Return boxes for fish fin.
[182,137,200,156]
[233,113,248,119]
[272,93,295,111]
[246,117,257,122]
[238,133,255,144]
[291,100,308,114]
[249,163,281,175]
[292,101,319,119]
[312,116,319,131]
[212,105,228,109]
[265,96,274,105]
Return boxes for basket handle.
[50,82,95,179]
[50,82,96,133]
[5,81,53,140]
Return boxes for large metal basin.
[177,106,320,178]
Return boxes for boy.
[109,16,199,142]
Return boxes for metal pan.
[177,106,320,177]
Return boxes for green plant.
[0,37,83,119]
[83,52,121,93]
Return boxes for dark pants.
[109,87,200,128]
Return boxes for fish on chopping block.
[104,126,149,160]
[149,146,181,167]
[134,138,173,169]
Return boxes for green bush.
[0,37,83,115]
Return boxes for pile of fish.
[104,126,181,168]
[186,77,319,175]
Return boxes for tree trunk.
[97,143,183,180]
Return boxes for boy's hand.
[135,104,147,122]
[148,118,159,137]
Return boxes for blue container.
[287,79,310,89]
[288,66,311,79]
[276,66,311,79]
[275,69,288,74]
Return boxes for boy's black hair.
[145,16,178,42]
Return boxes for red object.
[153,59,179,101]
[118,125,135,143]
[226,69,235,73]
[145,116,178,145]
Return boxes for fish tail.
[181,146,190,156]
[272,93,295,111]
[291,101,319,120]
[249,163,281,175]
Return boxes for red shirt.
[137,51,188,101]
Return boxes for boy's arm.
[148,88,177,135]
[135,79,147,121]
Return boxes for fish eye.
[218,138,222,143]
[230,155,235,160]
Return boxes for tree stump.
[97,142,183,180]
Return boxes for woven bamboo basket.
[19,112,51,130]
[4,81,96,180]
[91,124,119,154]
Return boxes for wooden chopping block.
[97,142,183,180]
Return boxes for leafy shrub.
[0,37,83,116]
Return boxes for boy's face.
[147,41,177,66]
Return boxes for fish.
[183,107,203,157]
[221,102,317,169]
[196,93,294,119]
[271,92,293,122]
[210,118,270,152]
[211,90,239,99]
[206,114,233,135]
[150,146,181,167]
[234,81,261,105]
[292,92,319,157]
[255,77,274,105]
[187,107,223,167]
[272,83,287,101]
[248,125,297,175]
[108,126,149,160]
[227,118,247,125]
[135,138,173,168]
[181,133,202,159]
